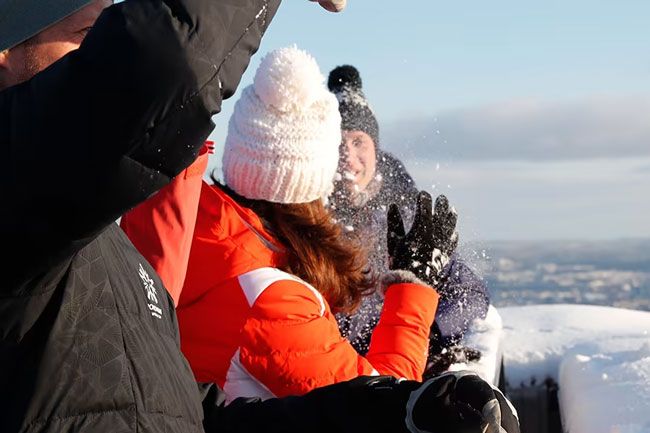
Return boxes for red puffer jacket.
[122,150,438,403]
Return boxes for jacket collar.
[187,182,287,292]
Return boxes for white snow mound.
[499,304,650,386]
[500,304,650,433]
[560,342,650,433]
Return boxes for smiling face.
[0,0,112,90]
[339,129,377,196]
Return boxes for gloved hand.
[405,371,520,433]
[387,191,459,288]
[424,346,483,379]
[310,0,347,12]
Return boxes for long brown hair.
[217,182,374,313]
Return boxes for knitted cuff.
[379,270,432,295]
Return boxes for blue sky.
[209,0,650,241]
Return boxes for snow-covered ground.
[560,343,650,433]
[498,305,650,433]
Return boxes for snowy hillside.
[481,239,650,311]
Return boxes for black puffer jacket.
[0,0,279,431]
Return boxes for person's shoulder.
[375,151,418,202]
[377,151,409,174]
[442,255,488,293]
[447,256,478,275]
[245,268,328,320]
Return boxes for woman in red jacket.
[123,46,458,403]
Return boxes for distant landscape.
[461,239,650,311]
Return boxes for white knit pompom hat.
[222,45,342,204]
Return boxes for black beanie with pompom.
[328,65,380,147]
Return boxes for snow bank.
[448,305,503,385]
[500,304,650,433]
[499,304,650,387]
[560,342,650,433]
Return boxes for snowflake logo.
[138,263,158,304]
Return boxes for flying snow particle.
[343,171,356,181]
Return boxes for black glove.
[406,371,520,433]
[424,346,483,379]
[387,191,459,287]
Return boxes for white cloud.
[382,95,650,161]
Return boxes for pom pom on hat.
[327,64,363,93]
[223,46,342,204]
[254,46,324,112]
[327,64,380,146]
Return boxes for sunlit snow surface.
[499,305,650,433]
[447,305,503,385]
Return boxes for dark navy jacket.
[333,152,490,357]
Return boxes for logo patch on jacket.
[139,263,162,319]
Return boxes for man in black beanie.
[328,65,384,208]
[329,65,492,377]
